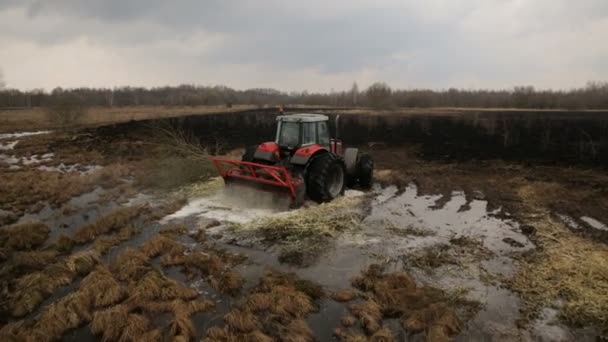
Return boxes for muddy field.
[1,109,607,341]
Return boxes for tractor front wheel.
[306,153,346,203]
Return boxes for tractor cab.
[275,114,331,150]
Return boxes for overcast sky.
[1,0,607,92]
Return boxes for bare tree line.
[1,81,607,110]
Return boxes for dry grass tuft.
[0,221,49,251]
[332,288,360,302]
[0,250,58,279]
[51,235,76,253]
[224,309,260,333]
[91,225,139,255]
[110,248,150,281]
[162,250,244,295]
[135,329,164,342]
[159,223,188,238]
[246,293,273,312]
[90,304,131,340]
[349,300,383,334]
[79,266,126,308]
[65,250,100,275]
[137,299,214,340]
[341,315,357,327]
[127,270,199,304]
[121,313,153,341]
[140,234,185,259]
[73,205,146,244]
[369,327,395,342]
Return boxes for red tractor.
[211,113,373,206]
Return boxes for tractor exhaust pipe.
[335,114,340,140]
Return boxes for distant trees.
[0,81,607,110]
[366,82,392,109]
[0,68,5,89]
[350,82,359,106]
[45,88,88,126]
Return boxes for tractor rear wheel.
[358,153,374,188]
[306,153,346,203]
[241,145,257,162]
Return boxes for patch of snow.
[0,131,51,140]
[557,214,582,230]
[580,216,608,231]
[344,189,366,197]
[0,141,18,150]
[1,153,53,166]
[38,163,102,175]
[531,308,575,341]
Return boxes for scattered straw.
[73,206,146,244]
[512,214,608,329]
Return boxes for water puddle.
[0,141,18,150]
[0,153,54,166]
[159,181,545,340]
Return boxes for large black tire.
[306,153,346,203]
[241,145,257,162]
[358,153,374,188]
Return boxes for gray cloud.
[0,0,607,91]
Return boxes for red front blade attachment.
[210,157,298,200]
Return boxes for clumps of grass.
[332,288,360,302]
[7,250,100,317]
[139,299,215,340]
[140,234,186,259]
[204,271,321,341]
[4,265,123,340]
[127,270,199,303]
[161,250,244,295]
[0,165,131,215]
[91,305,153,341]
[72,205,147,244]
[334,264,478,341]
[29,291,94,340]
[404,245,460,273]
[511,214,608,330]
[110,248,150,281]
[0,221,49,251]
[0,250,58,279]
[386,223,435,237]
[80,266,127,308]
[90,225,139,255]
[159,223,188,238]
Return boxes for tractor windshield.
[277,121,300,148]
